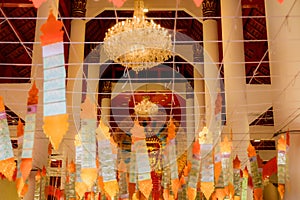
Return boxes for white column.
[25,1,59,200]
[221,0,250,167]
[202,0,220,129]
[265,1,300,199]
[66,19,86,144]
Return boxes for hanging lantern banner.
[40,11,68,150]
[79,97,97,191]
[200,144,214,199]
[285,131,290,190]
[16,120,28,197]
[167,119,179,198]
[40,167,47,200]
[34,170,41,200]
[187,140,201,200]
[214,141,223,187]
[277,135,286,199]
[21,82,38,182]
[130,120,153,199]
[247,144,263,200]
[199,126,214,200]
[221,136,231,188]
[233,156,241,198]
[75,136,88,199]
[0,96,16,181]
[118,158,129,199]
[213,92,223,187]
[66,161,76,200]
[241,167,249,200]
[96,120,119,199]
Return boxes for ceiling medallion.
[103,0,172,72]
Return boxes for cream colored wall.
[0,179,20,200]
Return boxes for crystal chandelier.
[103,0,172,72]
[134,96,158,116]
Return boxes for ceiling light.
[103,0,172,72]
[134,96,158,116]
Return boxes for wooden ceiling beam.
[1,9,31,61]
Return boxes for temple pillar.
[66,0,87,136]
[202,0,220,128]
[264,1,300,199]
[193,43,205,161]
[220,0,250,169]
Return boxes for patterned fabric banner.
[277,135,286,199]
[40,11,68,150]
[130,120,152,199]
[0,96,16,181]
[248,144,263,200]
[75,136,87,199]
[79,97,97,191]
[221,136,232,188]
[233,156,241,198]
[241,167,249,200]
[199,126,214,199]
[66,161,76,200]
[21,82,38,183]
[200,143,214,199]
[16,120,28,197]
[187,140,201,200]
[96,120,119,199]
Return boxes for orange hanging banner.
[0,96,16,181]
[40,11,69,150]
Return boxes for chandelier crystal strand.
[103,0,172,72]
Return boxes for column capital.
[101,81,112,99]
[71,0,87,18]
[202,0,218,20]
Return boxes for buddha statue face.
[146,137,162,173]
